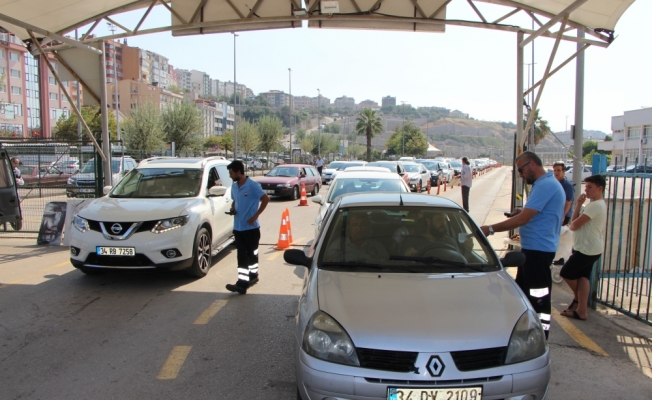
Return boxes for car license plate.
[388,386,482,400]
[79,189,95,193]
[97,246,135,256]
[265,190,275,195]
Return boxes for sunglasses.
[517,161,531,175]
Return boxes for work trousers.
[461,185,470,212]
[234,228,260,285]
[516,249,555,339]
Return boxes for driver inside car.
[323,211,388,263]
[397,212,471,258]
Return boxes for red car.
[256,164,321,200]
[18,165,73,187]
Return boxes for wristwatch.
[488,226,495,235]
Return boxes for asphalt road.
[1,167,652,399]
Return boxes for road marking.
[157,346,192,380]
[0,261,71,289]
[193,300,228,325]
[552,308,609,357]
[267,251,283,261]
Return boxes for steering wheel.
[422,245,467,264]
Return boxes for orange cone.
[274,214,291,250]
[443,178,447,192]
[427,180,431,194]
[436,178,441,195]
[298,183,309,206]
[284,208,294,244]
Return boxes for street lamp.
[317,88,321,156]
[232,32,238,159]
[106,22,120,142]
[401,101,407,156]
[289,68,292,162]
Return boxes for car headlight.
[302,311,360,367]
[67,177,76,185]
[505,310,547,364]
[277,183,291,188]
[151,215,189,234]
[73,215,89,233]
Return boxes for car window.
[319,206,499,272]
[403,164,421,172]
[110,168,203,198]
[328,178,407,202]
[267,166,298,177]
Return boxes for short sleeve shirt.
[560,177,575,218]
[231,177,265,231]
[316,159,324,168]
[573,199,607,255]
[520,172,565,252]
[460,164,472,187]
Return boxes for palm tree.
[355,108,383,162]
[524,109,552,145]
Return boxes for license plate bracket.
[387,386,482,400]
[96,246,136,256]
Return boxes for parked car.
[567,165,592,181]
[18,165,73,187]
[398,156,416,162]
[366,161,410,186]
[416,160,444,186]
[328,161,368,182]
[438,161,454,183]
[320,161,347,184]
[257,164,321,199]
[66,156,137,198]
[449,159,463,177]
[402,161,430,192]
[284,193,547,400]
[624,165,652,174]
[311,170,410,237]
[69,157,235,277]
[243,157,263,170]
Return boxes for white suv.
[69,157,234,278]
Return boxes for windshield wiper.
[390,255,485,271]
[322,261,383,270]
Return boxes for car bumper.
[408,182,420,191]
[69,224,196,270]
[296,347,550,400]
[66,186,98,198]
[262,187,294,197]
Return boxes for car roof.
[335,192,462,209]
[271,163,312,168]
[137,157,230,169]
[341,166,392,173]
[332,171,402,179]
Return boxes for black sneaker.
[552,258,565,266]
[226,282,247,294]
[249,275,259,286]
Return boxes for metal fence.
[595,159,652,325]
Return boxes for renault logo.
[426,355,445,377]
[111,223,123,234]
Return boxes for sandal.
[564,299,578,312]
[561,309,587,321]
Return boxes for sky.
[85,0,651,134]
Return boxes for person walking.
[553,161,575,265]
[460,157,472,212]
[480,151,565,338]
[225,160,270,295]
[560,175,607,321]
[315,156,324,177]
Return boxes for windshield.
[319,206,499,273]
[327,162,345,170]
[81,160,121,174]
[338,163,365,170]
[267,166,299,177]
[110,168,203,198]
[450,161,462,168]
[403,164,421,173]
[327,177,407,202]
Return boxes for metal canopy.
[0,1,635,46]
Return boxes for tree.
[161,101,203,152]
[219,131,234,156]
[385,122,428,156]
[53,105,117,143]
[121,101,165,152]
[294,129,307,142]
[238,120,260,157]
[299,137,315,156]
[582,140,598,157]
[523,109,551,145]
[203,136,221,150]
[257,115,284,161]
[355,108,383,162]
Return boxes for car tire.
[187,227,212,278]
[79,266,103,275]
[291,186,300,200]
[311,184,319,196]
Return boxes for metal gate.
[596,162,652,325]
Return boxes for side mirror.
[500,251,526,268]
[284,249,312,268]
[103,186,112,195]
[208,186,227,197]
[312,195,323,204]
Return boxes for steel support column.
[573,30,585,189]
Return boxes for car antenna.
[399,194,404,206]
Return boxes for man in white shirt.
[315,156,324,177]
[460,157,472,212]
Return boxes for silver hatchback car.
[285,193,550,400]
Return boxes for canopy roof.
[0,0,636,47]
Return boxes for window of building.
[10,69,19,78]
[0,49,4,58]
[11,86,21,94]
[49,92,58,100]
[9,52,19,61]
[49,76,55,85]
[628,127,641,139]
[644,125,652,138]
[14,104,22,116]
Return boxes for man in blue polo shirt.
[225,160,270,295]
[481,151,564,338]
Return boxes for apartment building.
[382,96,396,107]
[292,96,312,110]
[261,90,290,108]
[358,99,379,110]
[312,95,331,108]
[333,96,354,109]
[108,80,183,118]
[185,93,234,138]
[599,107,652,164]
[450,109,469,119]
[176,69,192,92]
[190,70,210,98]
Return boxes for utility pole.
[106,23,120,142]
[288,68,292,162]
[317,88,321,156]
[401,101,406,156]
[232,33,238,159]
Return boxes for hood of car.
[317,270,527,352]
[257,176,298,185]
[406,171,423,179]
[323,168,338,174]
[79,197,200,221]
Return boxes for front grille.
[84,253,153,267]
[77,180,95,187]
[260,183,277,190]
[357,348,418,373]
[365,376,503,385]
[88,220,158,234]
[450,347,507,371]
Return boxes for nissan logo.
[111,223,123,234]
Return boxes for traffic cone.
[274,214,291,250]
[284,208,294,244]
[427,180,431,194]
[443,178,447,192]
[436,178,441,195]
[298,183,309,206]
